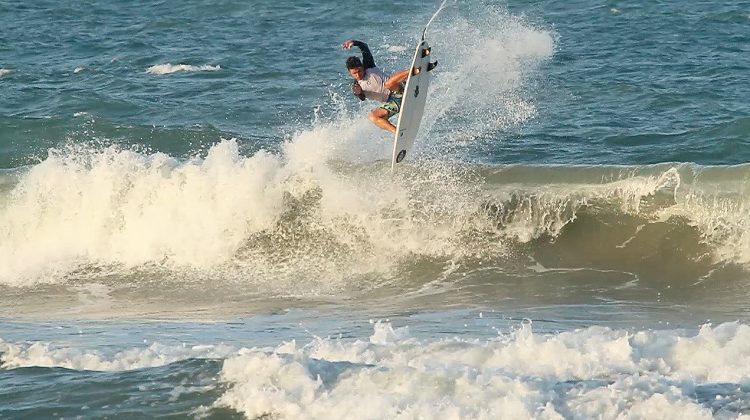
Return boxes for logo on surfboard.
[414,85,420,98]
[396,150,407,163]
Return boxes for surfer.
[343,39,436,134]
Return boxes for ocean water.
[2,0,750,418]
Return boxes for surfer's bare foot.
[412,61,438,76]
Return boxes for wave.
[146,64,222,75]
[0,338,235,372]
[4,321,750,418]
[2,6,745,291]
[216,321,750,418]
[0,138,748,287]
[603,117,750,151]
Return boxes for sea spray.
[419,4,555,158]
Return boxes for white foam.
[0,136,483,285]
[2,321,748,417]
[74,66,86,74]
[384,45,407,53]
[0,140,287,284]
[0,340,235,371]
[0,69,11,77]
[213,321,747,419]
[146,63,221,75]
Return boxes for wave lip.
[146,63,222,75]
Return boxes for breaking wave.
[0,139,748,288]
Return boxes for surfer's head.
[346,56,365,80]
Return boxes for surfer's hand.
[351,82,362,95]
[342,40,354,49]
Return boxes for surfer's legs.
[369,108,396,134]
[371,93,402,134]
[385,69,411,92]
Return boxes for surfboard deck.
[390,40,433,169]
[390,0,447,169]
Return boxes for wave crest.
[146,64,222,75]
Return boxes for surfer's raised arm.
[342,40,375,68]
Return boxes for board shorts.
[379,91,403,118]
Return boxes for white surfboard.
[391,40,433,168]
[390,0,447,169]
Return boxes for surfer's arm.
[350,40,376,69]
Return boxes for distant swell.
[146,63,221,75]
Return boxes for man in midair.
[343,39,436,134]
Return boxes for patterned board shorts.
[379,91,403,118]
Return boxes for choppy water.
[2,0,750,418]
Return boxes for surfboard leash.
[422,0,449,40]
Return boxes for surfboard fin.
[412,62,438,76]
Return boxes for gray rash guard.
[350,41,391,102]
[358,67,390,102]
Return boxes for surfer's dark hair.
[346,56,363,69]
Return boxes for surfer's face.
[349,66,365,81]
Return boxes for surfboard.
[391,0,447,169]
[390,40,433,168]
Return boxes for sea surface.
[2,0,750,418]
